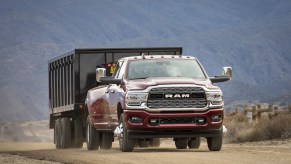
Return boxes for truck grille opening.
[148,117,206,126]
[147,87,207,108]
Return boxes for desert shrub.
[224,113,291,142]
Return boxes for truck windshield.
[127,59,206,80]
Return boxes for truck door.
[105,61,126,123]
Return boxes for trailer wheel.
[54,118,61,149]
[60,117,72,149]
[175,139,188,149]
[119,114,134,152]
[207,130,223,151]
[86,117,99,150]
[73,118,83,148]
[188,137,200,149]
[100,132,113,150]
[149,138,161,147]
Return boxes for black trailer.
[48,47,182,131]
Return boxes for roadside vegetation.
[224,113,291,142]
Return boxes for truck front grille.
[147,87,207,108]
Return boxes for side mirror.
[100,77,122,85]
[210,66,232,83]
[96,68,106,82]
[222,66,232,80]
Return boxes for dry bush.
[224,113,291,142]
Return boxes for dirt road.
[0,140,290,164]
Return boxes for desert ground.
[0,139,291,164]
[1,120,291,164]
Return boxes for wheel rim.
[87,123,90,144]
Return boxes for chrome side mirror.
[222,67,232,80]
[96,68,106,82]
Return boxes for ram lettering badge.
[165,94,190,98]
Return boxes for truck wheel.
[188,137,200,149]
[207,130,223,151]
[54,118,61,149]
[73,118,83,148]
[60,117,72,149]
[138,140,150,147]
[175,139,188,149]
[86,117,100,150]
[100,132,113,150]
[149,138,161,147]
[119,114,134,152]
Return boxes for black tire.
[60,117,72,149]
[100,132,113,150]
[149,138,161,147]
[119,114,134,152]
[207,130,223,151]
[138,140,150,147]
[54,118,61,149]
[73,118,83,148]
[86,117,100,150]
[188,137,200,149]
[175,139,188,149]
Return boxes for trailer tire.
[188,137,200,149]
[150,138,161,147]
[86,117,99,150]
[73,118,83,148]
[119,114,134,152]
[60,117,72,149]
[175,139,188,149]
[207,129,223,151]
[54,118,61,149]
[100,132,113,150]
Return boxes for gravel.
[0,153,60,164]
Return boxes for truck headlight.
[206,91,223,106]
[125,92,148,106]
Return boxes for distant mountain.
[0,0,291,122]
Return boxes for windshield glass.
[127,59,206,80]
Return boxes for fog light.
[149,118,159,126]
[211,115,222,122]
[196,117,206,124]
[129,117,142,123]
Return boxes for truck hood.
[125,77,217,90]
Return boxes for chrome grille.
[147,87,207,108]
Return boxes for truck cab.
[86,54,232,152]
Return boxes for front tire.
[86,117,100,150]
[207,129,223,151]
[119,114,134,152]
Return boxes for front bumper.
[123,108,223,138]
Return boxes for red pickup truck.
[87,54,231,152]
[49,47,232,152]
